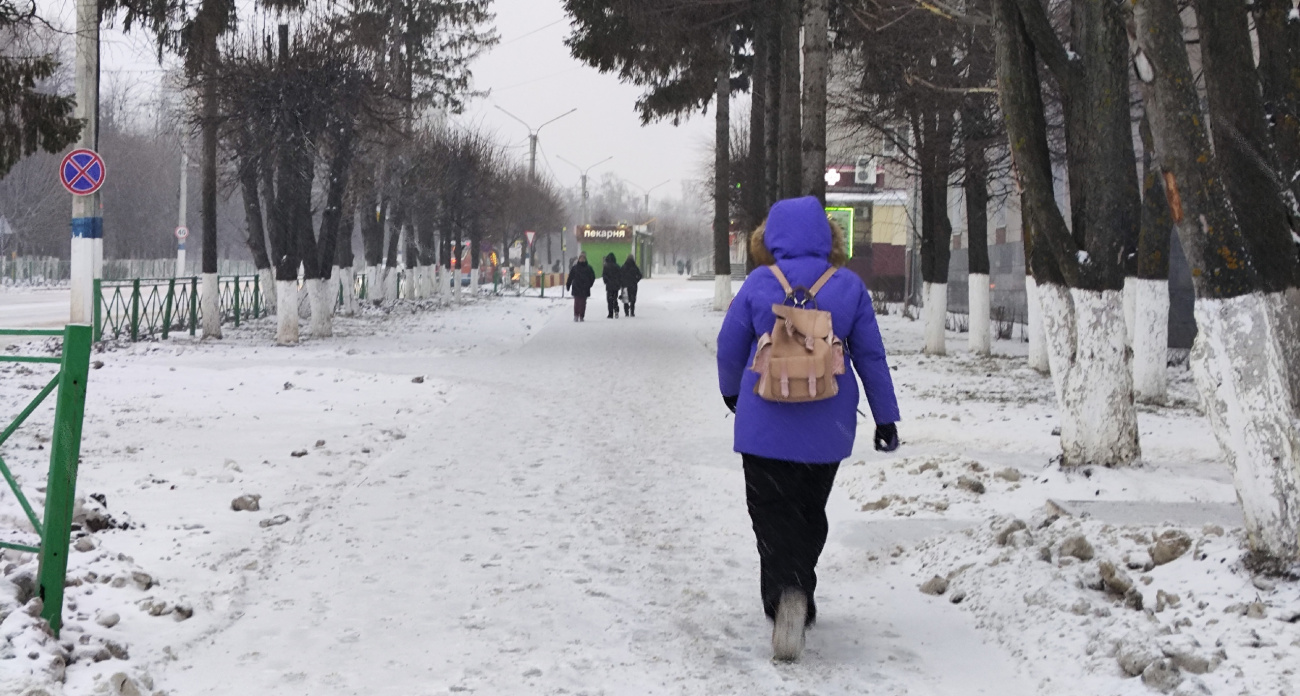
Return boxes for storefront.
[577,224,653,278]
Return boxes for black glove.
[722,394,738,414]
[874,423,899,452]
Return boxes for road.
[0,288,70,328]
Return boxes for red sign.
[525,230,536,246]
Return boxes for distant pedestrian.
[621,254,643,317]
[565,252,595,322]
[601,253,623,318]
[716,196,900,662]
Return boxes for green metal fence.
[94,275,264,342]
[0,325,92,636]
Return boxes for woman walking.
[601,253,623,318]
[621,253,643,317]
[565,252,595,321]
[716,196,900,661]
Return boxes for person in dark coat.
[601,253,623,318]
[716,196,901,661]
[621,254,643,317]
[565,252,596,322]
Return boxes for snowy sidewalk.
[0,280,1031,695]
[13,278,1289,696]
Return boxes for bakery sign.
[578,224,631,241]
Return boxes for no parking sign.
[60,149,106,196]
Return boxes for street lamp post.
[556,155,613,228]
[494,106,577,182]
[626,179,672,219]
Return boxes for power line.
[498,17,565,46]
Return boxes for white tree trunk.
[924,282,948,355]
[1123,275,1137,349]
[968,273,991,355]
[440,266,450,303]
[422,266,433,298]
[453,268,463,302]
[258,268,277,316]
[366,265,380,305]
[1191,293,1300,561]
[336,266,357,316]
[713,274,733,311]
[1037,284,1141,468]
[1026,276,1050,373]
[201,273,222,339]
[276,280,298,345]
[470,267,480,297]
[1133,278,1169,404]
[307,278,332,337]
[1268,288,1300,414]
[383,267,400,303]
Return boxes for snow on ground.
[0,277,1296,695]
[0,289,71,329]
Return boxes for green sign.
[826,207,855,258]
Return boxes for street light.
[556,155,614,226]
[625,178,672,219]
[494,106,577,181]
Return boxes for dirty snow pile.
[891,483,1300,695]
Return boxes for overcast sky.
[37,0,719,206]
[462,0,716,203]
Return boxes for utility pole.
[627,179,672,219]
[176,152,188,277]
[557,155,613,227]
[69,0,100,324]
[495,106,577,181]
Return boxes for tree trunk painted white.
[454,268,464,302]
[420,266,431,298]
[201,273,222,339]
[336,266,357,316]
[366,265,380,305]
[470,267,480,297]
[1123,276,1137,349]
[383,267,399,303]
[713,274,733,311]
[968,273,991,355]
[307,278,332,337]
[1037,284,1141,467]
[1026,276,1050,373]
[440,266,450,303]
[1191,293,1300,560]
[259,268,277,315]
[1133,278,1169,404]
[924,282,947,355]
[1268,288,1300,414]
[276,279,298,345]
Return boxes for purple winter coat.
[717,196,900,464]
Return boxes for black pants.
[606,289,620,316]
[624,284,638,315]
[743,454,839,624]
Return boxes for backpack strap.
[767,265,795,300]
[808,267,838,299]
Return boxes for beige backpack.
[750,265,847,403]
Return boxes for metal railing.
[94,275,267,342]
[0,325,92,636]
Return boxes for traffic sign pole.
[176,152,187,278]
[69,0,100,325]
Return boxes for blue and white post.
[69,0,100,324]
